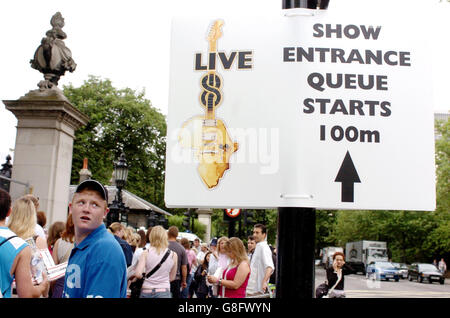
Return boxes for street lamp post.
[0,155,13,192]
[107,152,129,227]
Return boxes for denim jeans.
[140,289,172,298]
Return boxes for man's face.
[70,190,109,241]
[247,239,256,252]
[194,240,200,247]
[253,227,266,243]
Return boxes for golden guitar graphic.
[178,20,238,189]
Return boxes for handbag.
[130,248,171,298]
[315,283,329,298]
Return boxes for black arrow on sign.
[335,151,361,202]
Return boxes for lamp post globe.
[114,152,129,189]
[107,152,130,227]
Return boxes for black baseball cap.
[75,179,108,202]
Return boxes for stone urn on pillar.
[3,12,88,225]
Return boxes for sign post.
[275,0,329,299]
[165,0,436,298]
[276,207,316,298]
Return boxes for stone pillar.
[3,88,88,225]
[196,208,213,243]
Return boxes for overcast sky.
[0,0,448,163]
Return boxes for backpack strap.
[0,235,18,297]
[0,235,17,248]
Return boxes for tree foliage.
[64,76,167,208]
[168,215,206,240]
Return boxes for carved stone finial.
[30,12,76,90]
[79,158,92,183]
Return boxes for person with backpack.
[133,226,177,298]
[0,189,49,298]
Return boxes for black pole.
[228,219,236,237]
[282,0,329,10]
[276,207,316,298]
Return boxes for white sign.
[39,249,68,281]
[165,8,436,211]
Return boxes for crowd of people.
[0,179,276,298]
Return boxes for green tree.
[315,210,338,254]
[424,119,450,260]
[321,209,433,263]
[434,119,450,215]
[64,76,167,208]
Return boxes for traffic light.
[159,214,168,229]
[147,211,157,227]
[244,210,255,226]
[244,210,255,236]
[182,210,191,231]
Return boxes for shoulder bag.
[130,248,171,298]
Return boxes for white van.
[177,232,202,244]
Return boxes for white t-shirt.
[35,224,46,239]
[130,243,151,268]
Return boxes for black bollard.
[276,207,316,298]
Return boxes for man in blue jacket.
[63,180,127,298]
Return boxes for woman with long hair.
[207,237,250,298]
[194,251,212,298]
[217,236,230,270]
[7,196,50,296]
[47,221,64,254]
[208,236,230,296]
[51,213,75,298]
[7,197,45,247]
[134,226,178,298]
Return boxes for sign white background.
[165,8,436,211]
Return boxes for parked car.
[366,261,400,281]
[408,263,445,284]
[392,262,409,279]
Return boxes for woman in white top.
[208,236,230,297]
[217,237,230,270]
[135,226,177,298]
